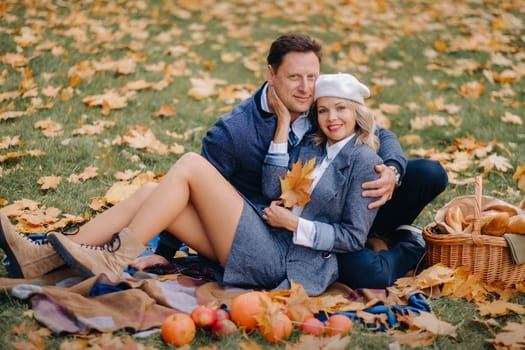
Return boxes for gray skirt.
[221,200,290,290]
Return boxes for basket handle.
[472,175,482,245]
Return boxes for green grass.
[1,0,524,348]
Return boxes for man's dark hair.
[266,34,322,72]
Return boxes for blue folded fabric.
[89,282,130,297]
[317,291,430,331]
[408,291,431,312]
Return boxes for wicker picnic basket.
[423,177,525,286]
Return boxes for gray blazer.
[262,137,382,295]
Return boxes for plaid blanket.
[0,256,430,334]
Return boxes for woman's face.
[316,97,356,145]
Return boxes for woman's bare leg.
[130,201,216,271]
[126,152,244,266]
[46,152,240,280]
[68,183,159,245]
[67,180,216,257]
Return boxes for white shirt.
[291,134,355,248]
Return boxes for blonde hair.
[310,99,379,152]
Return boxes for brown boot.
[0,213,66,278]
[47,228,145,281]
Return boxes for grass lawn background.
[0,0,524,349]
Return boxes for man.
[1,34,447,287]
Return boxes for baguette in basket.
[436,196,525,236]
[425,177,525,285]
[508,214,525,234]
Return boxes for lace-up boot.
[48,228,145,281]
[0,213,65,278]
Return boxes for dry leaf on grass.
[487,321,525,349]
[37,176,62,190]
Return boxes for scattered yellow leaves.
[60,334,155,350]
[114,125,170,154]
[0,110,26,121]
[187,76,227,100]
[0,199,84,233]
[285,334,350,350]
[37,175,62,190]
[512,165,525,191]
[501,112,522,125]
[459,80,484,99]
[279,158,316,209]
[408,136,515,185]
[268,281,321,322]
[0,52,30,68]
[72,120,115,136]
[34,118,63,137]
[9,321,51,350]
[393,310,457,347]
[0,149,45,163]
[379,103,401,114]
[487,321,525,349]
[395,263,455,296]
[153,103,177,118]
[94,171,160,207]
[82,90,128,115]
[67,165,98,183]
[0,135,21,149]
[478,300,525,317]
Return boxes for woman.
[11,73,382,296]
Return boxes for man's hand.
[267,86,292,144]
[268,86,291,125]
[362,164,397,209]
[130,254,169,271]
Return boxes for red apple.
[191,305,217,328]
[212,319,237,338]
[300,317,325,335]
[216,309,230,322]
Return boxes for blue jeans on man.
[336,158,448,289]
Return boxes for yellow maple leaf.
[478,300,525,317]
[411,311,457,337]
[37,175,62,190]
[487,321,525,349]
[479,153,513,173]
[104,181,142,205]
[152,103,177,118]
[67,165,98,183]
[279,158,316,209]
[459,80,484,99]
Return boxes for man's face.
[267,51,320,121]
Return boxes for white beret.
[314,73,370,105]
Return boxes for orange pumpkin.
[230,291,272,331]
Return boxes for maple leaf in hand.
[279,158,316,208]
